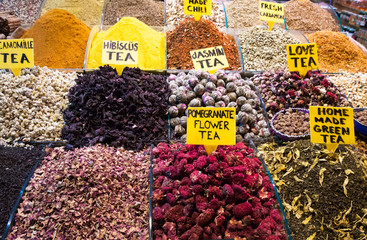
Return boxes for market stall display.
[251,70,351,118]
[41,0,104,27]
[167,18,242,70]
[258,140,367,240]
[0,0,43,24]
[237,26,301,71]
[306,31,367,73]
[86,17,165,71]
[103,0,164,26]
[21,9,90,69]
[168,70,270,142]
[166,0,225,29]
[329,73,367,107]
[0,67,77,147]
[62,66,170,150]
[284,0,340,32]
[7,145,150,239]
[0,145,45,239]
[152,142,287,239]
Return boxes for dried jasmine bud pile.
[355,110,367,126]
[168,70,270,141]
[0,67,77,146]
[166,0,225,28]
[329,73,367,107]
[258,141,367,240]
[272,109,310,137]
[284,0,340,31]
[167,18,242,70]
[306,31,367,73]
[62,66,170,150]
[7,145,150,240]
[152,142,287,240]
[237,26,301,71]
[251,70,350,118]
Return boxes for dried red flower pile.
[62,66,170,150]
[152,142,287,240]
[251,70,350,118]
[7,145,150,240]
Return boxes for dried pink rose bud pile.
[7,145,150,240]
[152,142,286,240]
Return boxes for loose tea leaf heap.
[306,31,367,73]
[62,66,170,150]
[167,18,241,70]
[258,140,367,240]
[237,26,301,71]
[251,70,350,118]
[7,146,150,239]
[284,0,340,31]
[152,142,287,239]
[226,0,267,28]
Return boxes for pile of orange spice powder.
[306,31,367,73]
[167,18,241,70]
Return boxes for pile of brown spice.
[103,0,164,26]
[306,31,367,73]
[167,18,241,70]
[284,0,340,32]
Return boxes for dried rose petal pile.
[152,142,286,240]
[252,70,350,118]
[7,145,150,240]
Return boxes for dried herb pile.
[0,145,45,238]
[355,110,367,125]
[306,31,367,73]
[168,70,270,142]
[251,70,350,118]
[226,0,268,28]
[329,72,367,107]
[152,143,287,239]
[272,109,310,137]
[0,67,77,147]
[167,18,241,70]
[8,145,150,240]
[258,140,367,240]
[237,26,301,71]
[62,66,170,150]
[284,0,340,32]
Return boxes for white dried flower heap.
[0,67,77,146]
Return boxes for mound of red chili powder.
[167,18,242,70]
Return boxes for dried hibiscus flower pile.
[258,140,367,240]
[152,142,287,239]
[7,146,150,239]
[62,66,170,150]
[251,70,350,118]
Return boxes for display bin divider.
[249,140,293,240]
[1,143,51,240]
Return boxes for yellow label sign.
[102,40,138,66]
[186,107,236,150]
[190,46,229,74]
[310,106,355,152]
[0,38,34,76]
[287,43,319,78]
[259,1,284,30]
[184,0,212,21]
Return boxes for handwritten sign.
[310,106,355,153]
[186,107,236,154]
[259,1,284,31]
[184,0,212,21]
[102,40,138,72]
[190,46,229,74]
[0,38,34,76]
[287,43,319,78]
